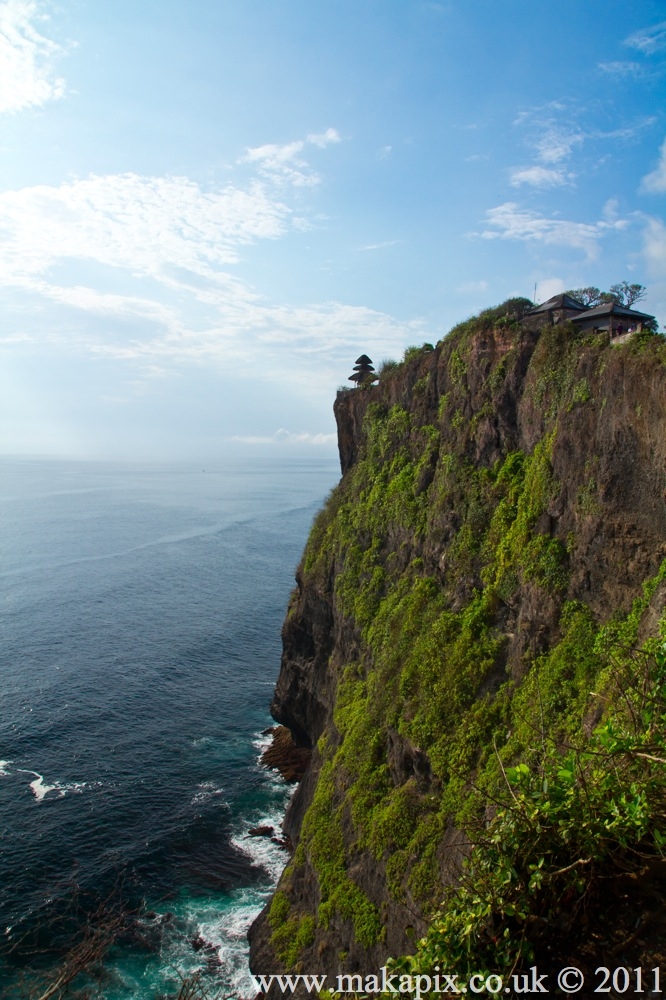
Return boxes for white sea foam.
[17,769,87,801]
[189,732,296,995]
[0,760,12,776]
[231,806,292,884]
[166,886,276,998]
[252,731,273,752]
[29,774,62,801]
[204,888,274,997]
[191,781,225,806]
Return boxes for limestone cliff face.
[249,315,666,986]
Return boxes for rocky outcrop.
[249,314,666,990]
[261,727,311,784]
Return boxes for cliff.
[249,305,666,989]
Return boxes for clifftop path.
[250,312,666,992]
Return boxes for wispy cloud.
[0,0,67,114]
[509,102,655,198]
[229,428,337,446]
[509,165,571,188]
[533,126,583,165]
[640,136,666,194]
[0,141,422,385]
[510,106,583,189]
[0,173,289,287]
[592,118,657,142]
[475,202,628,259]
[240,128,341,187]
[534,277,565,302]
[643,215,666,269]
[641,216,666,323]
[624,20,666,56]
[354,240,402,252]
[598,60,645,77]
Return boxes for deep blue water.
[0,456,338,997]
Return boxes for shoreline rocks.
[261,725,311,783]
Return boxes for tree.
[565,283,648,309]
[565,287,613,307]
[609,282,647,308]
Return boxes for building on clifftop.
[522,293,589,327]
[523,293,655,341]
[569,301,655,338]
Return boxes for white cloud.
[458,280,488,293]
[534,126,583,165]
[0,0,67,113]
[602,198,621,223]
[512,105,655,190]
[640,137,666,194]
[535,277,565,302]
[475,202,628,259]
[642,216,666,325]
[307,127,340,149]
[0,172,289,286]
[509,165,571,188]
[624,21,666,55]
[240,128,341,187]
[0,152,422,386]
[354,240,401,251]
[509,111,583,192]
[593,118,656,142]
[598,60,644,77]
[513,101,567,126]
[643,216,666,273]
[229,428,337,446]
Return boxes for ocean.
[0,456,338,998]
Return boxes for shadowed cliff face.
[250,319,666,990]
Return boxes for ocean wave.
[191,781,226,806]
[197,887,276,998]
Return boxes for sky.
[1,0,665,460]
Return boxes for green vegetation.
[565,282,647,308]
[402,627,666,980]
[269,890,317,968]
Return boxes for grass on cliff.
[398,596,666,980]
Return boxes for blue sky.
[1,0,665,460]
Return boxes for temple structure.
[569,301,655,337]
[523,293,655,340]
[348,354,377,387]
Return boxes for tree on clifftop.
[565,283,647,308]
[609,281,647,308]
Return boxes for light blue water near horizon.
[0,455,339,997]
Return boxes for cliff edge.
[249,306,666,989]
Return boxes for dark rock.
[261,725,311,783]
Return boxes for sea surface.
[0,456,338,998]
